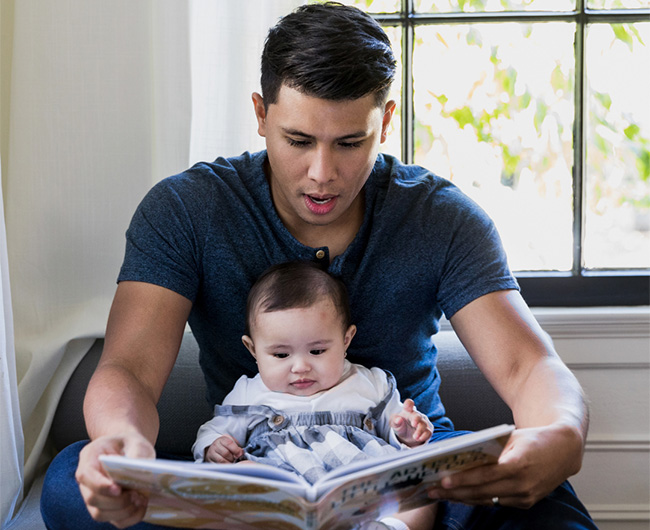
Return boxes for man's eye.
[339,141,363,149]
[309,349,325,356]
[287,138,310,148]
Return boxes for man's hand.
[428,423,584,508]
[390,398,434,447]
[75,433,155,528]
[205,434,245,463]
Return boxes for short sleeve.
[117,178,202,301]
[435,191,519,319]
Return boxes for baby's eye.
[273,353,289,359]
[309,349,326,356]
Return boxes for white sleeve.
[191,376,253,462]
[192,413,251,462]
[369,368,407,449]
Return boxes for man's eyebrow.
[281,127,367,141]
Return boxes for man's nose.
[308,146,336,184]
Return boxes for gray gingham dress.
[213,372,401,485]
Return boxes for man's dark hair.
[260,2,396,108]
[246,261,352,335]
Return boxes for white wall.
[536,307,650,530]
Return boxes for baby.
[193,261,437,530]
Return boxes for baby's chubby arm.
[205,434,245,463]
[390,399,433,447]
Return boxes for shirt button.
[272,415,284,425]
[315,250,326,260]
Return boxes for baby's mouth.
[291,379,316,389]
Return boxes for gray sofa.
[7,330,513,529]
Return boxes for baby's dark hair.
[246,261,352,335]
[260,2,396,108]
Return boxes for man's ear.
[242,335,256,359]
[380,100,396,144]
[252,92,267,137]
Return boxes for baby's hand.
[204,435,244,463]
[390,399,433,447]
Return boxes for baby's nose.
[291,358,311,372]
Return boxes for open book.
[100,424,513,530]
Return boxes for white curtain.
[0,160,22,527]
[1,0,301,523]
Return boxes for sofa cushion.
[434,331,513,431]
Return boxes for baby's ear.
[344,325,357,349]
[242,335,256,358]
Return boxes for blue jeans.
[42,440,599,530]
[433,482,598,529]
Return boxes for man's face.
[252,85,395,240]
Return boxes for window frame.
[371,0,650,307]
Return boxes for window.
[333,0,650,306]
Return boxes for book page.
[101,456,308,485]
[315,425,511,487]
[312,425,514,529]
[100,456,313,530]
[201,461,309,485]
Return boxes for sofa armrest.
[50,334,213,457]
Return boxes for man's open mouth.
[304,194,338,215]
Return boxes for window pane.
[413,23,576,271]
[587,0,650,8]
[415,0,576,12]
[584,22,650,270]
[332,0,400,13]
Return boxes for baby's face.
[243,299,355,396]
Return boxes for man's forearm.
[512,355,588,433]
[83,362,161,444]
[510,354,589,476]
[84,281,192,444]
[452,291,589,442]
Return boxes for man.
[41,3,597,529]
